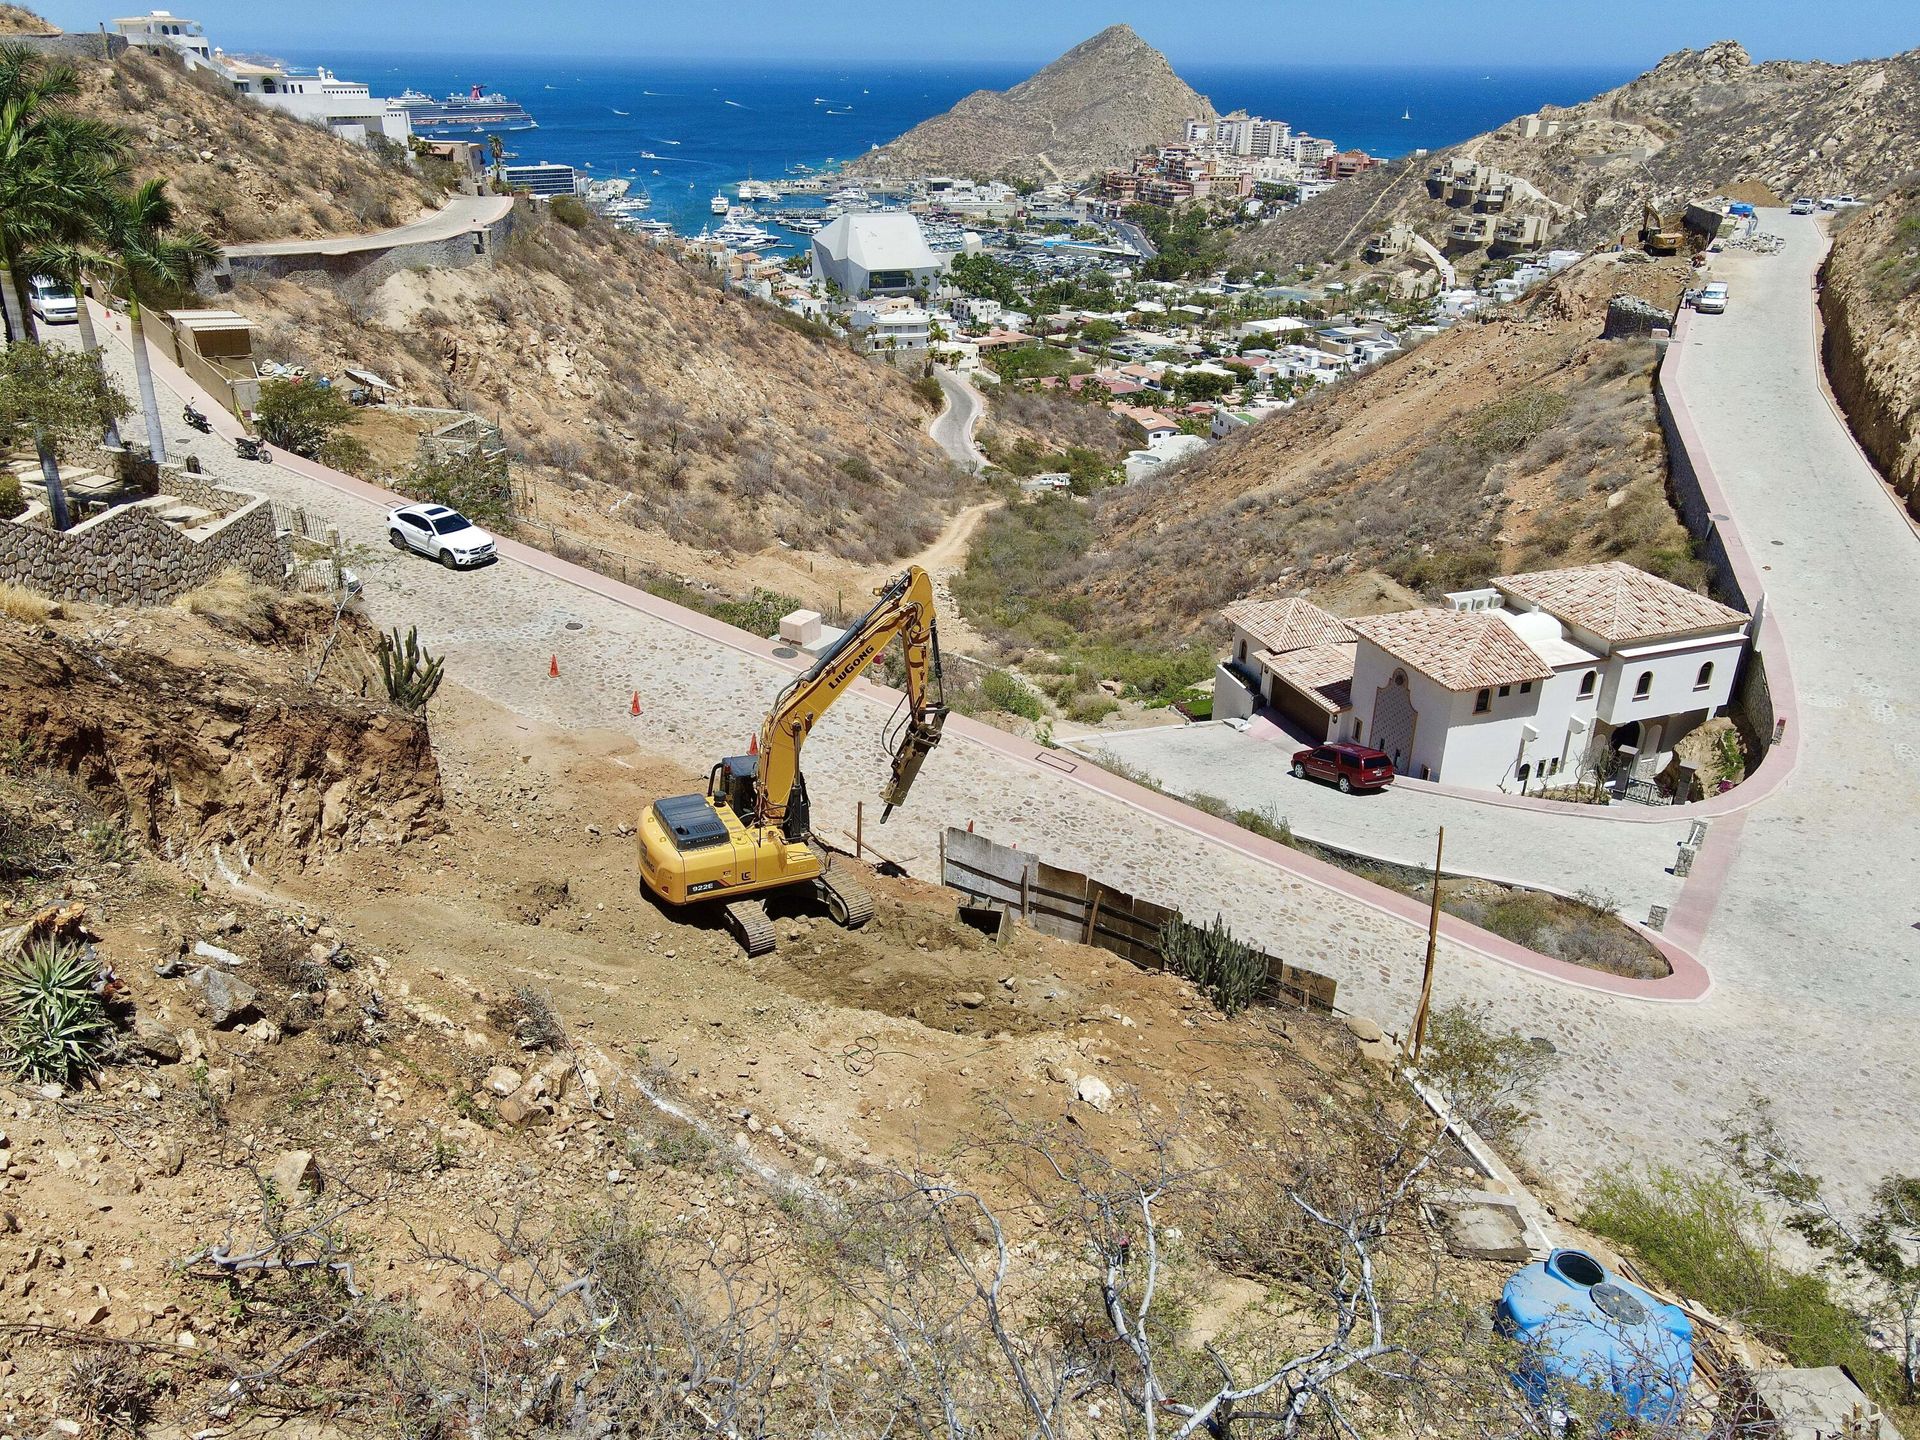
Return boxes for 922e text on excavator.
[636,565,949,955]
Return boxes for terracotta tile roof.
[1222,596,1354,655]
[1257,642,1356,714]
[1348,609,1553,692]
[1492,561,1745,644]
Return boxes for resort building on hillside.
[810,213,943,298]
[113,10,212,61]
[112,11,412,147]
[846,298,933,358]
[1215,562,1750,795]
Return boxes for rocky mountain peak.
[1652,39,1754,75]
[844,26,1212,185]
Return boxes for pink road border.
[93,302,1715,1001]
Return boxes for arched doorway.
[1371,670,1418,774]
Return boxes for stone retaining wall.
[215,206,520,299]
[1656,329,1778,759]
[6,32,127,61]
[0,486,287,606]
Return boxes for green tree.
[0,45,127,342]
[100,178,218,466]
[0,340,130,530]
[947,252,1023,309]
[254,377,359,459]
[404,446,512,525]
[1725,1099,1920,1404]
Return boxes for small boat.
[711,191,731,214]
[1401,108,1412,120]
[640,150,658,159]
[612,108,629,116]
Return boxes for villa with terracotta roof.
[1216,560,1750,795]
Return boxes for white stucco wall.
[1596,632,1747,728]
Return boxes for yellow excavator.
[636,565,949,955]
[1639,200,1684,256]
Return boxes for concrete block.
[778,609,822,645]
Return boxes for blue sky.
[35,0,1914,67]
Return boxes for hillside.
[843,24,1212,185]
[1821,185,1920,520]
[960,252,1701,656]
[237,211,966,563]
[0,594,1544,1438]
[50,25,969,571]
[68,42,445,242]
[1233,41,1920,278]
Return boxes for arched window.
[1694,661,1714,691]
[1578,671,1597,699]
[1634,671,1653,700]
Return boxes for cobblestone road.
[74,217,1920,1202]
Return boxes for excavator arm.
[754,565,947,831]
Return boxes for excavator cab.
[708,754,811,842]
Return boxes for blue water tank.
[1496,1249,1693,1427]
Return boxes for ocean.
[322,52,1635,239]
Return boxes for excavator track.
[722,899,776,957]
[817,867,875,930]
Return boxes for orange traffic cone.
[630,691,641,716]
[548,654,559,678]
[748,733,759,756]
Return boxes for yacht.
[737,179,778,201]
[710,191,731,214]
[828,185,869,206]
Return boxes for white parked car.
[386,503,496,568]
[27,276,76,324]
[1821,195,1866,209]
[1789,198,1817,216]
[1695,282,1730,314]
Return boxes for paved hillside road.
[222,194,513,259]
[927,366,985,473]
[72,209,1920,1202]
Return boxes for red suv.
[1291,742,1395,793]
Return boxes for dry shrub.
[176,568,280,639]
[0,581,52,623]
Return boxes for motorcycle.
[182,401,211,433]
[234,436,273,464]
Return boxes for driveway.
[1075,718,1690,906]
[927,366,985,472]
[222,194,513,260]
[69,204,1920,1204]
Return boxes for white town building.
[847,298,932,357]
[810,213,943,298]
[113,12,411,147]
[1216,562,1749,796]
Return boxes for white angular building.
[810,213,942,298]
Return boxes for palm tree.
[0,45,126,342]
[102,178,217,465]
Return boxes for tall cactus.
[376,626,445,713]
[1159,913,1266,1017]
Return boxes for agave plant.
[376,625,446,713]
[0,937,110,1084]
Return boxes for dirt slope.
[0,600,1527,1437]
[1821,186,1920,519]
[1234,41,1920,277]
[844,24,1213,185]
[239,207,968,562]
[68,43,444,243]
[1069,252,1701,640]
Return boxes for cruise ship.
[392,84,537,134]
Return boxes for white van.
[1696,282,1730,315]
[27,276,77,325]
